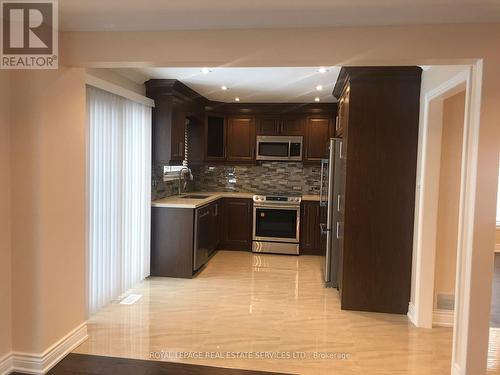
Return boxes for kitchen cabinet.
[226,115,256,162]
[256,114,304,136]
[280,114,304,135]
[304,115,331,161]
[332,66,422,314]
[205,115,226,161]
[220,198,253,251]
[204,104,335,163]
[151,207,195,278]
[208,200,221,255]
[171,103,187,162]
[335,85,350,138]
[256,116,280,135]
[145,79,206,165]
[151,200,221,278]
[299,201,325,255]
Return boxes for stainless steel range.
[252,194,301,255]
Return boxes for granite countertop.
[152,192,320,209]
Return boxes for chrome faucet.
[178,167,193,195]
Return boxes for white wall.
[10,68,87,353]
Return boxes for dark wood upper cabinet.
[226,115,256,162]
[336,86,350,138]
[256,114,304,136]
[256,116,280,135]
[219,198,253,251]
[280,114,304,135]
[205,114,226,161]
[304,115,331,161]
[145,79,207,165]
[171,102,187,161]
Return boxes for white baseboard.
[433,309,455,327]
[407,302,417,326]
[7,322,87,375]
[0,353,13,375]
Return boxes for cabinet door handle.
[199,211,210,219]
[336,222,343,239]
[320,223,330,235]
[336,116,339,131]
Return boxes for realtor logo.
[1,0,58,69]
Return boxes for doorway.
[432,89,466,327]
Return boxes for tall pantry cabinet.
[333,67,422,314]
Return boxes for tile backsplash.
[151,163,180,200]
[190,162,321,195]
[152,162,322,200]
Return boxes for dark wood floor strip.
[37,353,293,375]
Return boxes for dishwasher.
[193,205,210,272]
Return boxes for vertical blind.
[87,85,152,315]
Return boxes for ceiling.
[112,67,342,103]
[60,0,500,31]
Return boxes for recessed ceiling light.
[315,97,321,102]
[221,85,228,91]
[234,97,240,102]
[316,85,323,91]
[201,68,211,74]
[318,67,328,74]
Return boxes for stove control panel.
[253,195,302,204]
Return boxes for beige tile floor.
[74,251,500,375]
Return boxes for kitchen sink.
[180,195,211,199]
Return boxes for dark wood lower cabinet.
[299,201,326,256]
[208,200,221,255]
[219,198,253,251]
[151,207,194,278]
[151,198,253,278]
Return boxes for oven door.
[253,205,300,243]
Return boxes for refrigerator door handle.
[325,228,332,282]
[319,159,327,206]
[324,138,336,283]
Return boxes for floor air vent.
[119,294,142,305]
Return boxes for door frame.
[410,62,484,375]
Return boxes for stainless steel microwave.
[256,136,303,161]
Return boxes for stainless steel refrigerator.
[320,138,346,289]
